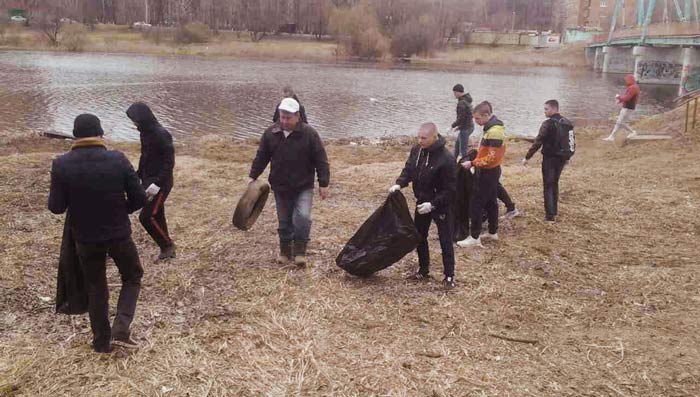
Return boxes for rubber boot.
[293,241,307,267]
[277,241,293,264]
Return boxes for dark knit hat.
[452,84,464,93]
[73,114,104,138]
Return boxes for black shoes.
[158,244,176,260]
[442,276,456,289]
[112,336,139,349]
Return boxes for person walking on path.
[603,74,640,141]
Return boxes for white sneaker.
[503,209,521,220]
[456,236,483,248]
[626,132,638,139]
[480,232,499,241]
[602,136,614,142]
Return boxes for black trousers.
[542,156,567,218]
[470,167,501,239]
[139,188,173,249]
[75,238,143,351]
[497,183,515,212]
[414,209,455,278]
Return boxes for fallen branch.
[488,333,538,345]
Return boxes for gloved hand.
[417,202,434,215]
[461,160,472,170]
[389,184,401,193]
[145,183,160,201]
[247,177,255,184]
[521,158,528,166]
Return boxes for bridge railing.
[591,22,700,44]
[674,88,700,132]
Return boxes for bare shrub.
[174,22,211,44]
[328,0,389,60]
[62,24,87,51]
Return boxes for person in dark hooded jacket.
[451,84,474,159]
[390,122,457,288]
[126,102,176,260]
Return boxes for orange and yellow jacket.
[473,116,506,169]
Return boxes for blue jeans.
[274,189,314,244]
[454,125,474,159]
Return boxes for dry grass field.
[0,111,699,396]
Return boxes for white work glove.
[417,202,434,215]
[389,184,401,193]
[521,158,529,166]
[145,183,160,201]
[247,177,255,184]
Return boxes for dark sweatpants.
[497,183,515,212]
[542,156,567,218]
[414,209,455,278]
[75,238,143,351]
[139,188,173,249]
[470,167,501,239]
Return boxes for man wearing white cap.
[248,97,330,266]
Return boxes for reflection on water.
[0,51,677,141]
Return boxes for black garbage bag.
[454,149,477,242]
[336,191,421,277]
[55,215,88,315]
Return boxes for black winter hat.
[452,84,464,93]
[73,114,104,138]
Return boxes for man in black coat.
[522,99,573,222]
[390,122,457,288]
[250,97,330,266]
[126,102,176,260]
[48,114,146,353]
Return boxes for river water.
[0,51,677,142]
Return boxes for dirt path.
[0,126,699,396]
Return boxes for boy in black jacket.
[390,122,457,288]
[126,102,176,260]
[48,114,146,353]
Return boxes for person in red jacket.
[604,74,640,141]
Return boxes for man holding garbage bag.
[390,122,457,288]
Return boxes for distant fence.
[460,31,561,48]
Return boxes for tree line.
[2,0,565,57]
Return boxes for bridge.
[585,0,700,95]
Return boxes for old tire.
[232,180,270,231]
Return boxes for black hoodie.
[126,102,175,190]
[396,135,456,213]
